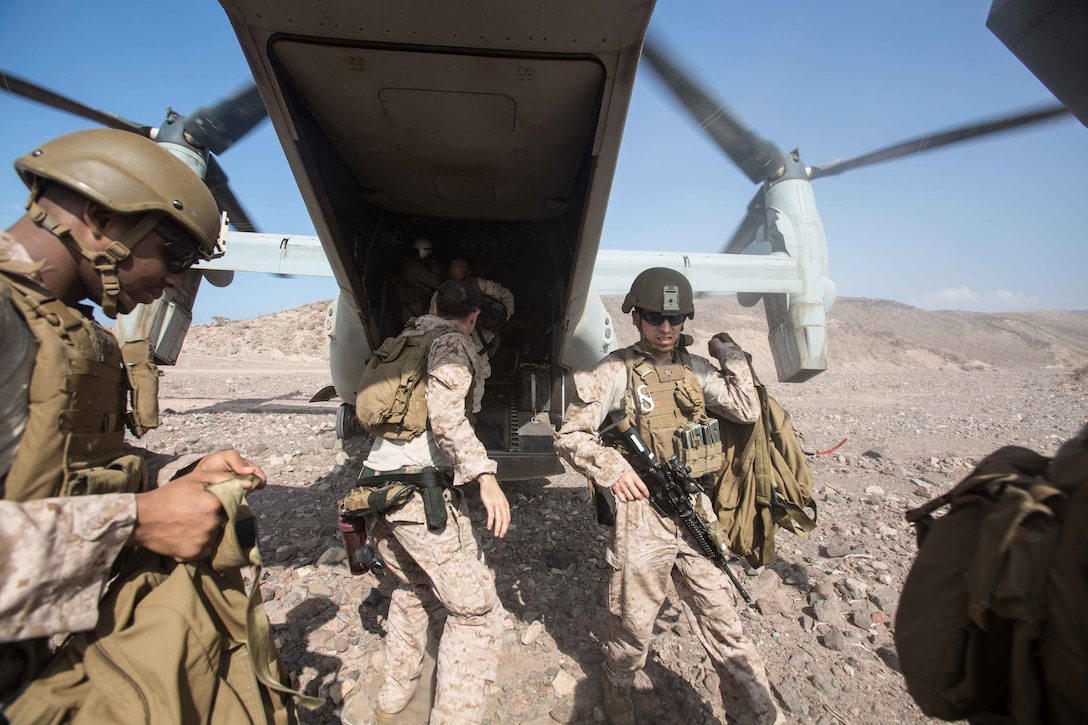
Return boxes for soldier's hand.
[129,479,226,561]
[611,471,650,503]
[193,449,267,490]
[477,473,510,538]
[708,332,741,362]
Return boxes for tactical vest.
[0,258,151,702]
[616,347,724,478]
[355,321,475,441]
[0,261,154,503]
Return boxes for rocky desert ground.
[136,295,1088,725]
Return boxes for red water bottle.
[338,514,368,576]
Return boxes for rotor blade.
[640,40,787,184]
[0,69,150,136]
[808,104,1071,180]
[723,188,766,254]
[184,84,267,156]
[205,156,259,233]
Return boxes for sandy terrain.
[135,295,1088,724]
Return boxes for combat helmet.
[621,267,694,319]
[15,128,225,317]
[412,237,433,259]
[16,128,225,260]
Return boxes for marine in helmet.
[554,268,783,724]
[429,257,515,411]
[392,236,442,328]
[0,129,265,700]
[358,279,510,724]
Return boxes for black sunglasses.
[638,309,687,326]
[155,223,199,274]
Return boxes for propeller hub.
[156,140,209,180]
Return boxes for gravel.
[132,296,1088,724]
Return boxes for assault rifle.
[607,416,753,605]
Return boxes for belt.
[360,466,449,488]
[359,466,451,531]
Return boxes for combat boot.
[601,675,635,725]
[374,707,401,725]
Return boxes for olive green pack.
[896,431,1088,724]
[354,327,446,441]
[712,363,817,568]
[3,477,321,724]
[355,323,475,441]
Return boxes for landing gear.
[336,402,361,440]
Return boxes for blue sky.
[2,1,1085,324]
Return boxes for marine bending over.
[0,129,295,720]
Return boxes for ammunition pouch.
[64,453,147,498]
[674,418,723,479]
[340,467,453,531]
[121,341,161,437]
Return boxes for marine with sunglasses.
[555,267,784,724]
[0,129,268,703]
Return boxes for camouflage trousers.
[604,495,780,725]
[372,493,504,724]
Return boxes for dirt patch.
[133,297,1087,723]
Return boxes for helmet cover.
[621,267,694,318]
[15,128,223,259]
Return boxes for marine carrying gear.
[621,267,694,318]
[713,361,817,568]
[354,320,474,441]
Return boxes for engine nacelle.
[328,290,374,404]
[760,177,836,382]
[561,290,618,373]
[115,268,203,365]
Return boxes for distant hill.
[181,297,1088,377]
[603,295,1088,377]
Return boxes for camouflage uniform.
[429,277,514,412]
[395,257,442,324]
[555,341,781,724]
[0,495,136,642]
[363,314,504,724]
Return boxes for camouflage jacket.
[364,315,497,486]
[429,276,514,319]
[555,340,758,488]
[0,494,137,642]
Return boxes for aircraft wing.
[204,232,819,298]
[200,233,333,277]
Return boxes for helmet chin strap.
[27,190,162,319]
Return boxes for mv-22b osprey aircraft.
[1,0,1074,478]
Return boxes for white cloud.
[916,287,1042,312]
